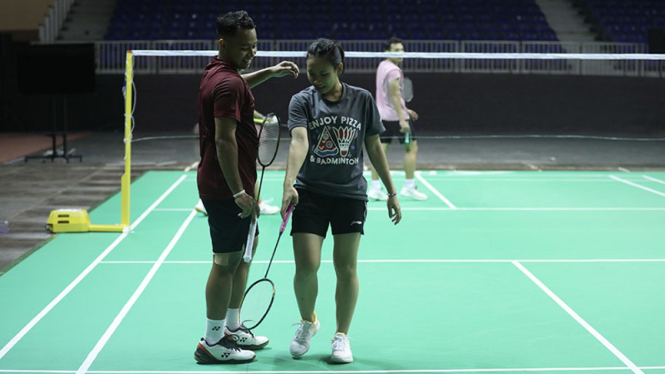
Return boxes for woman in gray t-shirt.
[281,38,401,364]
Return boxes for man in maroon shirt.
[194,10,299,364]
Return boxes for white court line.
[166,207,665,212]
[366,207,665,211]
[99,259,665,265]
[80,368,652,373]
[415,179,631,182]
[183,161,198,172]
[512,261,643,374]
[609,175,665,198]
[0,371,76,373]
[0,368,639,374]
[0,174,188,360]
[643,175,665,185]
[0,367,643,374]
[76,210,198,374]
[415,172,457,209]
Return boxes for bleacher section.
[105,0,558,41]
[576,0,665,44]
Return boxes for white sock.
[405,179,415,189]
[371,180,382,190]
[205,318,224,345]
[225,308,240,330]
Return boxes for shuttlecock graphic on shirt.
[332,127,357,157]
[314,127,338,157]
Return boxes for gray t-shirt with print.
[288,83,385,200]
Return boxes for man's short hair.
[384,36,403,51]
[216,10,255,39]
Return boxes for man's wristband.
[233,190,247,199]
[387,192,397,197]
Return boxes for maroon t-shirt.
[197,57,257,200]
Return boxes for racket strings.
[258,114,281,167]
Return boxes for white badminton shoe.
[290,313,320,358]
[259,201,279,215]
[224,325,269,350]
[400,186,428,200]
[194,335,255,364]
[195,200,207,215]
[368,189,388,201]
[330,333,353,364]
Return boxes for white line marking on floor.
[183,161,198,172]
[152,208,194,212]
[1,366,663,373]
[76,210,198,374]
[0,175,188,360]
[366,207,665,211]
[512,261,643,374]
[643,175,665,185]
[609,175,665,198]
[415,172,457,209]
[99,259,665,265]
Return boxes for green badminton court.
[1,169,665,373]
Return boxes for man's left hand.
[272,61,299,79]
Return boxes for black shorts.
[202,199,259,254]
[291,188,367,238]
[379,120,417,145]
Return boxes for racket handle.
[404,131,411,144]
[244,217,257,263]
[279,201,295,233]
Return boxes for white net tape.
[130,50,665,60]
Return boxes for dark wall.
[3,71,665,135]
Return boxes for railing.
[39,0,75,42]
[95,40,663,77]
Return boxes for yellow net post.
[46,51,134,234]
[119,50,134,229]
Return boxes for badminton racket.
[244,113,282,262]
[402,77,414,144]
[403,76,413,103]
[238,201,295,330]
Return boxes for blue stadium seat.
[106,0,561,43]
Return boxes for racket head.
[403,77,414,102]
[257,113,282,168]
[238,278,275,330]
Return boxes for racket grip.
[404,131,411,144]
[244,217,257,263]
[279,201,295,233]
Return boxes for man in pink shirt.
[369,37,427,201]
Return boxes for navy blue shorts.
[202,199,259,254]
[291,188,367,238]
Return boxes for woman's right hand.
[281,187,299,220]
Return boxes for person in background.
[368,37,427,201]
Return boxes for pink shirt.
[375,60,408,121]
